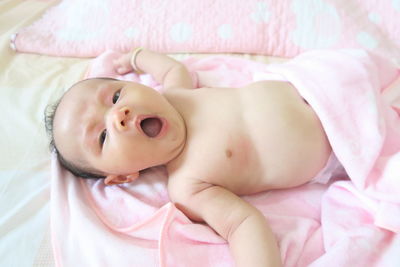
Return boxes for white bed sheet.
[0,1,88,266]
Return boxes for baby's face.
[53,78,186,181]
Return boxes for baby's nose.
[113,106,131,131]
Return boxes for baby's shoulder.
[167,171,207,201]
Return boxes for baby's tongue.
[141,118,162,137]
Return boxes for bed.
[1,1,400,266]
[0,1,85,266]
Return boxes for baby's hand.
[113,52,133,75]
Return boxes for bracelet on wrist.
[130,47,143,72]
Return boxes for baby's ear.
[104,172,139,185]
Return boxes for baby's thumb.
[117,67,128,74]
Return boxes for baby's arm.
[114,48,193,90]
[170,183,282,267]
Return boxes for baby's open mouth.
[139,116,163,138]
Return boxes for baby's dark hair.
[44,96,106,180]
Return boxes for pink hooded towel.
[51,50,400,267]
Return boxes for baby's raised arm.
[170,182,282,267]
[114,48,194,90]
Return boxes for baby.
[47,48,332,267]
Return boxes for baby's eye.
[112,89,121,104]
[99,129,107,148]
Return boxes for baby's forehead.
[52,79,110,176]
[61,77,116,102]
[69,77,108,92]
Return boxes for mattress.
[1,1,87,266]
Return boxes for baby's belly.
[218,81,332,195]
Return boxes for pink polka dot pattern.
[12,0,400,61]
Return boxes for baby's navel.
[225,149,233,158]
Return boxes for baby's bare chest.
[168,81,327,195]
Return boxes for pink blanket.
[51,50,400,267]
[13,0,400,62]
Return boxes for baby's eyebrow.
[77,77,118,87]
[80,95,104,157]
[95,80,118,104]
[82,121,101,156]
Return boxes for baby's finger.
[117,67,129,74]
[113,57,124,66]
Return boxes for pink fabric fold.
[51,50,400,267]
[263,50,400,232]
